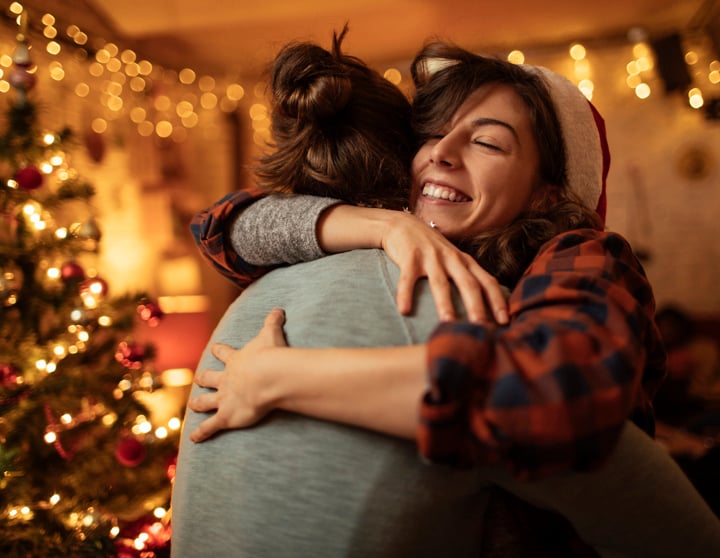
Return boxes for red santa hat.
[523,65,609,223]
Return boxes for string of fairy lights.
[2,2,720,155]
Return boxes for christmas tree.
[0,17,177,558]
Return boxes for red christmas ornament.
[61,261,86,282]
[14,165,43,190]
[115,437,147,467]
[137,301,164,327]
[115,341,146,369]
[8,68,36,93]
[0,363,19,387]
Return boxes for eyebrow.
[470,117,519,141]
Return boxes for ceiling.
[15,0,720,78]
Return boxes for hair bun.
[271,43,352,122]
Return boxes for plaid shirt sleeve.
[419,229,667,480]
[189,188,273,290]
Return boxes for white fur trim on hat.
[522,66,607,215]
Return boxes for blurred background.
[2,0,720,369]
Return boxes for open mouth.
[421,183,471,203]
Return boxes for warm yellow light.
[89,62,104,77]
[249,103,268,120]
[50,493,61,505]
[685,51,699,65]
[156,120,173,138]
[138,121,154,137]
[9,3,23,16]
[569,43,586,60]
[636,56,652,72]
[179,68,196,84]
[130,107,146,123]
[507,50,525,64]
[198,75,216,92]
[383,68,402,85]
[75,82,90,97]
[91,118,107,134]
[154,95,171,111]
[130,76,146,92]
[635,83,651,99]
[121,49,137,64]
[688,88,704,109]
[44,432,57,444]
[626,74,642,88]
[226,83,245,101]
[46,41,61,56]
[107,58,122,73]
[201,92,218,110]
[181,113,199,128]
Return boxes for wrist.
[316,205,395,253]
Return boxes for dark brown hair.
[254,27,413,210]
[410,42,603,287]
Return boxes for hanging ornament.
[0,363,19,388]
[115,341,146,369]
[0,264,23,306]
[137,301,164,327]
[14,165,43,190]
[10,14,35,105]
[115,436,147,467]
[61,261,86,282]
[84,129,106,163]
[69,218,102,252]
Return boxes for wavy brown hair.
[254,26,414,210]
[410,42,604,287]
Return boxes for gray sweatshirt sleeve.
[229,194,343,265]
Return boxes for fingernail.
[497,309,508,325]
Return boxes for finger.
[190,415,224,443]
[465,262,509,325]
[210,343,235,364]
[194,369,223,389]
[396,269,421,315]
[449,270,488,323]
[426,268,455,321]
[187,392,219,413]
[262,308,288,346]
[265,307,286,327]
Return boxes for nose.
[429,134,459,168]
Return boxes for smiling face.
[410,83,544,240]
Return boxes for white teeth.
[422,184,468,202]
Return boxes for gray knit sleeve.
[229,194,343,265]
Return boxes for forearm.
[259,344,427,439]
[229,194,342,265]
